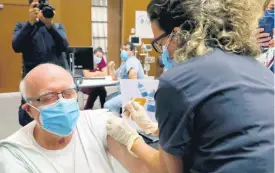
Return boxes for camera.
[34,0,55,18]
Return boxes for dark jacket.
[12,22,69,76]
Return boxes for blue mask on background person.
[29,98,80,137]
[161,47,173,70]
[94,56,102,64]
[120,50,129,61]
[264,10,275,18]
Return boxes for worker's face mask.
[161,32,174,70]
[161,48,173,71]
[120,50,129,61]
[28,98,80,137]
[94,56,102,65]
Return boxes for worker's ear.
[173,27,181,33]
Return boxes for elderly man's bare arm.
[107,136,149,173]
[106,116,171,173]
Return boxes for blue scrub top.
[115,56,145,92]
[155,49,274,173]
[115,56,145,79]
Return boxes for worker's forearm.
[131,138,166,173]
[95,71,106,77]
[86,73,100,77]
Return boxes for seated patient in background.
[104,42,145,115]
[82,47,107,110]
[0,63,149,173]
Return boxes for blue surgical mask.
[161,32,175,71]
[120,50,129,61]
[161,47,173,70]
[94,56,102,65]
[29,98,80,137]
[265,10,275,18]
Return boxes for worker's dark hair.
[123,41,135,51]
[147,0,188,34]
[147,0,262,61]
[93,47,104,54]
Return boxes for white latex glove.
[124,101,158,135]
[106,116,143,157]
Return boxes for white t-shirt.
[4,110,115,173]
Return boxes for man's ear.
[22,103,29,111]
[22,103,33,118]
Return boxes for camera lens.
[42,7,54,18]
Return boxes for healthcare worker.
[104,42,145,115]
[82,47,108,110]
[106,0,274,173]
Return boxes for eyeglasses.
[26,88,78,106]
[151,33,168,53]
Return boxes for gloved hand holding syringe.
[123,99,159,136]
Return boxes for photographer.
[12,0,69,126]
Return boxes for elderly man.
[0,63,148,173]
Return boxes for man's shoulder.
[16,22,27,25]
[158,49,234,100]
[79,109,109,120]
[78,109,109,133]
[77,110,111,147]
[15,22,28,27]
[126,57,140,64]
[0,121,36,149]
[53,23,61,28]
[161,49,238,86]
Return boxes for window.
[92,0,107,6]
[92,0,108,58]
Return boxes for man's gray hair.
[19,63,76,102]
[19,79,27,101]
[19,78,76,102]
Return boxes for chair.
[74,69,87,110]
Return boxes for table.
[76,78,119,109]
[77,78,119,88]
